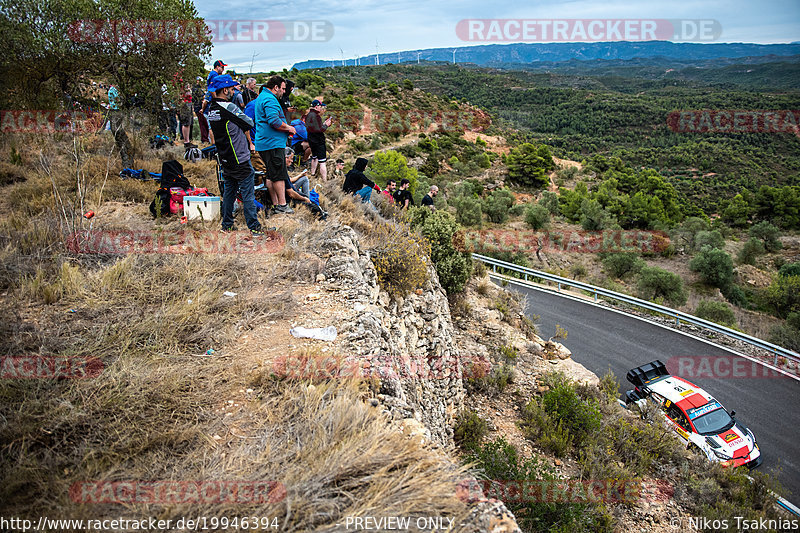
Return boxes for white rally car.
[624,360,762,469]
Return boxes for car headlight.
[746,427,756,443]
[712,448,730,460]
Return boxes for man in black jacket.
[207,75,263,235]
[342,157,381,203]
[393,178,414,209]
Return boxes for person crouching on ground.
[206,74,263,236]
[342,157,381,202]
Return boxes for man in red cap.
[201,60,227,144]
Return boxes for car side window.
[666,404,691,431]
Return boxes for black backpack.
[149,160,192,218]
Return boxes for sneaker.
[220,226,237,232]
[274,204,294,214]
[250,228,265,237]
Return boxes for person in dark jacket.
[343,157,381,203]
[207,75,263,235]
[393,178,414,209]
[279,80,297,120]
[305,99,332,181]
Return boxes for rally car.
[624,360,762,469]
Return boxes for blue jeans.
[222,162,261,231]
[293,175,310,197]
[355,185,372,203]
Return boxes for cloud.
[191,0,800,71]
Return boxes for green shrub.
[453,194,483,227]
[570,263,587,279]
[749,221,783,252]
[779,262,800,277]
[482,188,515,224]
[695,300,736,327]
[540,191,561,215]
[453,410,488,451]
[722,284,749,308]
[412,209,472,294]
[690,247,734,289]
[524,203,550,229]
[579,198,608,230]
[509,204,526,217]
[473,152,491,169]
[694,230,725,252]
[769,323,800,352]
[636,266,687,306]
[765,274,800,317]
[539,373,601,447]
[402,79,413,91]
[602,253,644,278]
[465,438,613,533]
[738,238,765,265]
[370,150,419,195]
[505,143,554,188]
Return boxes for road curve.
[495,277,800,501]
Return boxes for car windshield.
[691,407,734,435]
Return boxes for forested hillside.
[317,61,800,224]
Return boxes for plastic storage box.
[183,196,221,220]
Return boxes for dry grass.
[0,132,476,530]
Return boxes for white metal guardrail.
[474,253,800,368]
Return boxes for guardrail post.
[775,350,779,366]
[676,315,680,326]
[524,274,528,282]
[594,292,598,302]
[557,282,561,291]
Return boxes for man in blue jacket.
[207,75,263,235]
[254,75,296,214]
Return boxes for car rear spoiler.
[626,360,669,387]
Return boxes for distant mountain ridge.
[291,41,800,70]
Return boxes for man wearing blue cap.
[200,60,227,142]
[207,74,263,236]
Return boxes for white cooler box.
[183,196,221,220]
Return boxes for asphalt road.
[496,278,800,502]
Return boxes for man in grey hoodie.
[207,75,263,235]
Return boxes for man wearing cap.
[254,75,296,214]
[305,99,332,181]
[200,60,227,141]
[206,74,263,236]
[208,60,226,84]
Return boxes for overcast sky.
[191,0,800,72]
